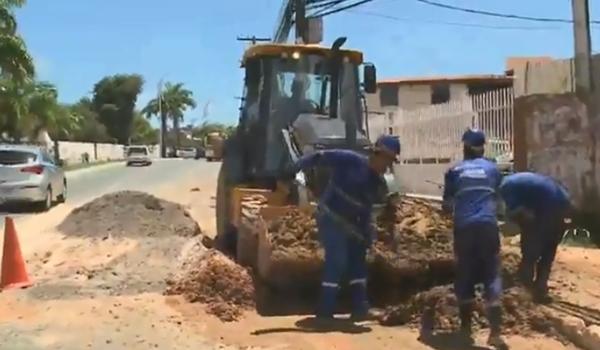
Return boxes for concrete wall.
[512,54,600,97]
[366,82,470,113]
[514,93,599,211]
[397,84,432,110]
[449,84,468,101]
[394,163,448,198]
[55,142,160,166]
[57,141,125,165]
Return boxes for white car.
[125,146,152,166]
[177,148,197,159]
[0,144,67,211]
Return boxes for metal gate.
[370,88,514,196]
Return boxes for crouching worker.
[283,135,400,322]
[425,129,507,349]
[499,172,571,304]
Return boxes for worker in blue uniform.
[438,129,507,349]
[499,172,571,303]
[285,135,400,322]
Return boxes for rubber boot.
[350,283,377,322]
[458,302,474,345]
[419,307,435,341]
[316,285,338,320]
[487,306,509,350]
[533,263,553,304]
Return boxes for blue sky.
[15,0,600,125]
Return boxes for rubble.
[379,284,563,338]
[58,191,202,238]
[369,198,455,289]
[166,248,255,322]
[267,208,321,258]
[232,195,568,341]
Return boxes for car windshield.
[128,147,147,156]
[0,150,37,165]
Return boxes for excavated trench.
[166,196,567,340]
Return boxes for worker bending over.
[439,129,507,349]
[499,172,571,303]
[285,135,400,322]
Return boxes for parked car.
[126,146,152,166]
[0,144,67,211]
[195,146,205,159]
[177,147,197,159]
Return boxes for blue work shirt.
[443,157,502,230]
[499,172,571,218]
[295,149,385,234]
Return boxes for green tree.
[92,74,144,144]
[0,80,77,141]
[143,82,196,154]
[0,78,28,140]
[0,1,34,83]
[130,112,158,144]
[65,97,113,143]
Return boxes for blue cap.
[375,135,401,158]
[462,128,486,147]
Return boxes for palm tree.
[0,79,76,141]
[162,82,196,149]
[143,82,196,154]
[0,1,34,82]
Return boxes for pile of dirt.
[267,208,320,258]
[58,191,202,238]
[240,194,269,222]
[380,284,561,339]
[374,197,453,261]
[166,248,255,322]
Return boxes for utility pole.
[572,0,594,95]
[236,36,271,45]
[295,0,306,44]
[157,79,166,158]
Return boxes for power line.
[352,10,563,30]
[415,0,600,25]
[311,0,376,18]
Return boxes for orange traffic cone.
[1,217,32,290]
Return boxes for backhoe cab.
[215,38,382,254]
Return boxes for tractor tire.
[215,162,237,257]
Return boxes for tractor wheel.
[215,162,237,257]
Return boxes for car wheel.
[57,180,67,203]
[37,187,52,212]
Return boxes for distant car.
[0,144,67,211]
[126,146,152,166]
[195,147,205,159]
[177,148,197,159]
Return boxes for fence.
[370,87,515,163]
[370,88,515,196]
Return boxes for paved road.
[0,159,219,221]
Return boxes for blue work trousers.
[453,222,502,307]
[316,214,369,318]
[519,213,565,295]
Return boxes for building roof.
[242,43,363,65]
[377,74,513,86]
